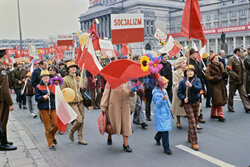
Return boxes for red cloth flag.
[114,49,119,57]
[75,44,83,66]
[78,39,103,77]
[99,59,150,89]
[89,23,101,51]
[51,40,65,60]
[121,44,132,56]
[180,0,207,47]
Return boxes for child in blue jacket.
[152,76,172,155]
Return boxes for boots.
[192,144,199,151]
[78,136,87,145]
[4,132,13,145]
[0,132,17,151]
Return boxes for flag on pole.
[160,35,181,58]
[89,23,101,51]
[75,44,83,65]
[121,43,132,56]
[192,41,201,61]
[55,86,77,125]
[180,0,207,47]
[51,40,65,60]
[78,39,103,77]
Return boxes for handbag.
[104,88,115,134]
[80,88,92,109]
[97,111,106,135]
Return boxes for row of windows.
[171,9,248,27]
[205,19,247,29]
[204,9,247,21]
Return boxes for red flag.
[99,59,150,89]
[51,40,65,60]
[114,49,119,57]
[121,44,132,56]
[89,23,101,50]
[75,44,83,65]
[78,39,103,77]
[180,0,207,47]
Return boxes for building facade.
[80,0,250,55]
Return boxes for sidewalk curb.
[10,113,49,167]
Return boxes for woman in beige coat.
[172,57,186,129]
[101,83,135,152]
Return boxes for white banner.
[111,14,144,30]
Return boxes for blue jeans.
[17,88,26,106]
[155,131,170,152]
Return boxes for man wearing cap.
[227,48,250,113]
[243,46,250,98]
[61,61,87,145]
[11,61,28,109]
[189,48,206,123]
[0,49,17,150]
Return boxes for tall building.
[79,0,250,55]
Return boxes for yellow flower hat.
[140,55,150,72]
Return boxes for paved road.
[10,94,250,167]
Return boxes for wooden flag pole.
[186,38,191,98]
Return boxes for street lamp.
[17,0,23,49]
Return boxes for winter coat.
[101,83,135,136]
[172,68,186,116]
[206,62,227,106]
[35,81,56,110]
[31,67,42,88]
[177,77,202,104]
[11,68,27,89]
[227,55,245,85]
[152,87,172,132]
[159,60,173,89]
[244,54,250,94]
[60,74,84,103]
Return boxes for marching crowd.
[0,45,249,155]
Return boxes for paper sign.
[154,29,167,42]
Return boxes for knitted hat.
[202,53,209,59]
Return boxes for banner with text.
[111,14,144,44]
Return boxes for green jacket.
[0,62,13,106]
[227,55,245,85]
[11,68,27,89]
[60,74,84,103]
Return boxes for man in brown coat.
[0,49,17,150]
[227,48,250,113]
[11,61,27,109]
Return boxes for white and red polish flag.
[111,14,144,44]
[160,35,181,58]
[78,39,103,77]
[55,86,77,125]
[192,41,202,61]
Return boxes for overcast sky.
[0,0,89,40]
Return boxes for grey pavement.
[2,93,250,167]
[0,111,49,167]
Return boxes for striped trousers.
[184,101,200,145]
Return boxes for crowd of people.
[0,45,249,154]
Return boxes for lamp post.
[17,0,23,49]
